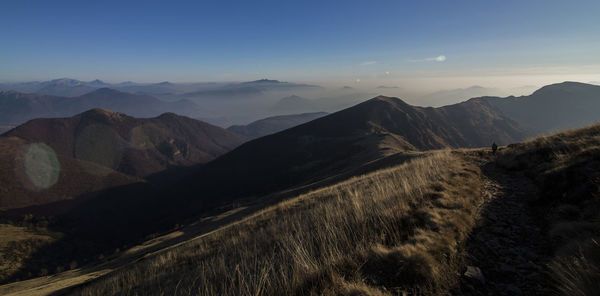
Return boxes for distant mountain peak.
[532,81,598,96]
[245,79,282,84]
[157,112,183,120]
[467,85,485,89]
[88,79,106,85]
[85,107,116,114]
[49,78,83,85]
[78,108,125,121]
[372,95,403,103]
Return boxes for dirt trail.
[452,160,552,295]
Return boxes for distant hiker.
[491,142,498,154]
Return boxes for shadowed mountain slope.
[227,112,328,139]
[0,136,141,210]
[3,109,245,177]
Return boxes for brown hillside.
[3,109,245,177]
[0,136,140,211]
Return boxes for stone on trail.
[464,266,485,284]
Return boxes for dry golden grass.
[74,151,482,295]
[0,224,58,282]
[497,123,600,296]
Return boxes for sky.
[1,0,599,91]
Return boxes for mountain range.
[3,81,598,213]
[0,81,599,292]
[68,82,597,225]
[178,95,528,203]
[0,88,203,127]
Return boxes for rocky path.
[452,161,552,295]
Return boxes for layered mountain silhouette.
[0,78,105,97]
[227,112,328,139]
[181,79,320,99]
[0,88,203,127]
[2,82,599,287]
[4,82,596,214]
[3,109,245,177]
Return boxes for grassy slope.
[74,151,483,295]
[72,123,600,296]
[0,224,61,283]
[496,123,600,295]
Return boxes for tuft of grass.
[550,239,600,296]
[74,151,482,295]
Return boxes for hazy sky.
[1,0,599,90]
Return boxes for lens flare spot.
[24,143,60,190]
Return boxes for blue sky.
[1,0,599,88]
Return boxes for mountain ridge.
[472,81,600,133]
